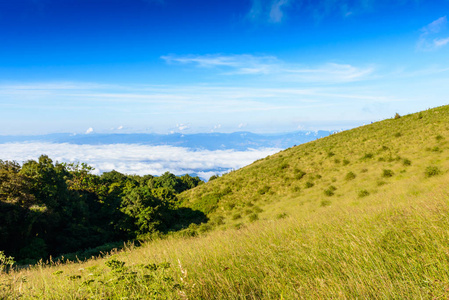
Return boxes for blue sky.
[1,0,449,135]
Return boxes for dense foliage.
[0,156,205,264]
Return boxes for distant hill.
[0,130,332,150]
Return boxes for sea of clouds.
[0,142,281,180]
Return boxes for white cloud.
[85,127,94,134]
[238,123,247,129]
[117,125,124,130]
[176,123,190,131]
[162,54,373,82]
[0,142,281,178]
[417,16,449,51]
[269,0,290,23]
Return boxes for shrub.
[276,213,288,219]
[345,172,356,181]
[394,113,401,119]
[279,162,289,170]
[320,200,332,207]
[361,168,368,173]
[334,158,341,164]
[418,112,423,119]
[342,159,350,166]
[208,174,219,181]
[305,181,314,188]
[327,152,335,157]
[253,206,263,213]
[403,158,412,166]
[232,214,242,220]
[362,153,374,160]
[257,185,271,195]
[0,251,15,273]
[291,185,301,193]
[294,169,306,180]
[358,189,370,198]
[425,166,441,178]
[436,135,444,141]
[382,169,394,178]
[248,213,259,222]
[324,188,334,197]
[394,132,402,137]
[377,180,387,186]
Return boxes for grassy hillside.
[2,105,449,299]
[179,106,449,231]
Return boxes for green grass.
[2,105,449,299]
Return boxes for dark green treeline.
[0,155,205,264]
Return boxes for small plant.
[377,180,387,186]
[253,206,263,213]
[394,132,402,137]
[276,212,288,219]
[0,251,15,273]
[361,168,368,173]
[294,168,306,180]
[345,172,356,181]
[305,181,314,188]
[362,153,374,160]
[232,213,242,220]
[403,158,412,166]
[327,151,335,157]
[248,213,259,222]
[324,186,336,196]
[394,112,401,119]
[258,185,271,195]
[425,166,441,178]
[436,135,444,141]
[291,185,301,193]
[279,162,289,170]
[342,159,350,166]
[209,174,219,181]
[382,169,394,178]
[418,112,423,119]
[320,199,332,207]
[358,189,370,198]
[334,158,341,164]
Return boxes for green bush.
[403,158,412,166]
[394,112,401,119]
[305,181,314,188]
[362,153,374,160]
[320,199,332,207]
[258,185,271,195]
[382,169,394,178]
[425,166,441,178]
[345,172,356,181]
[358,189,370,198]
[0,251,15,273]
[232,214,242,220]
[342,159,350,166]
[276,213,288,219]
[248,213,259,222]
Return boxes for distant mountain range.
[0,131,334,151]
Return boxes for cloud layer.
[0,142,281,180]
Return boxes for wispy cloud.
[162,54,374,83]
[161,54,279,75]
[417,16,449,51]
[0,142,281,179]
[246,0,418,23]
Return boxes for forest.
[0,155,205,264]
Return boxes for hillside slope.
[179,106,449,231]
[2,105,449,299]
